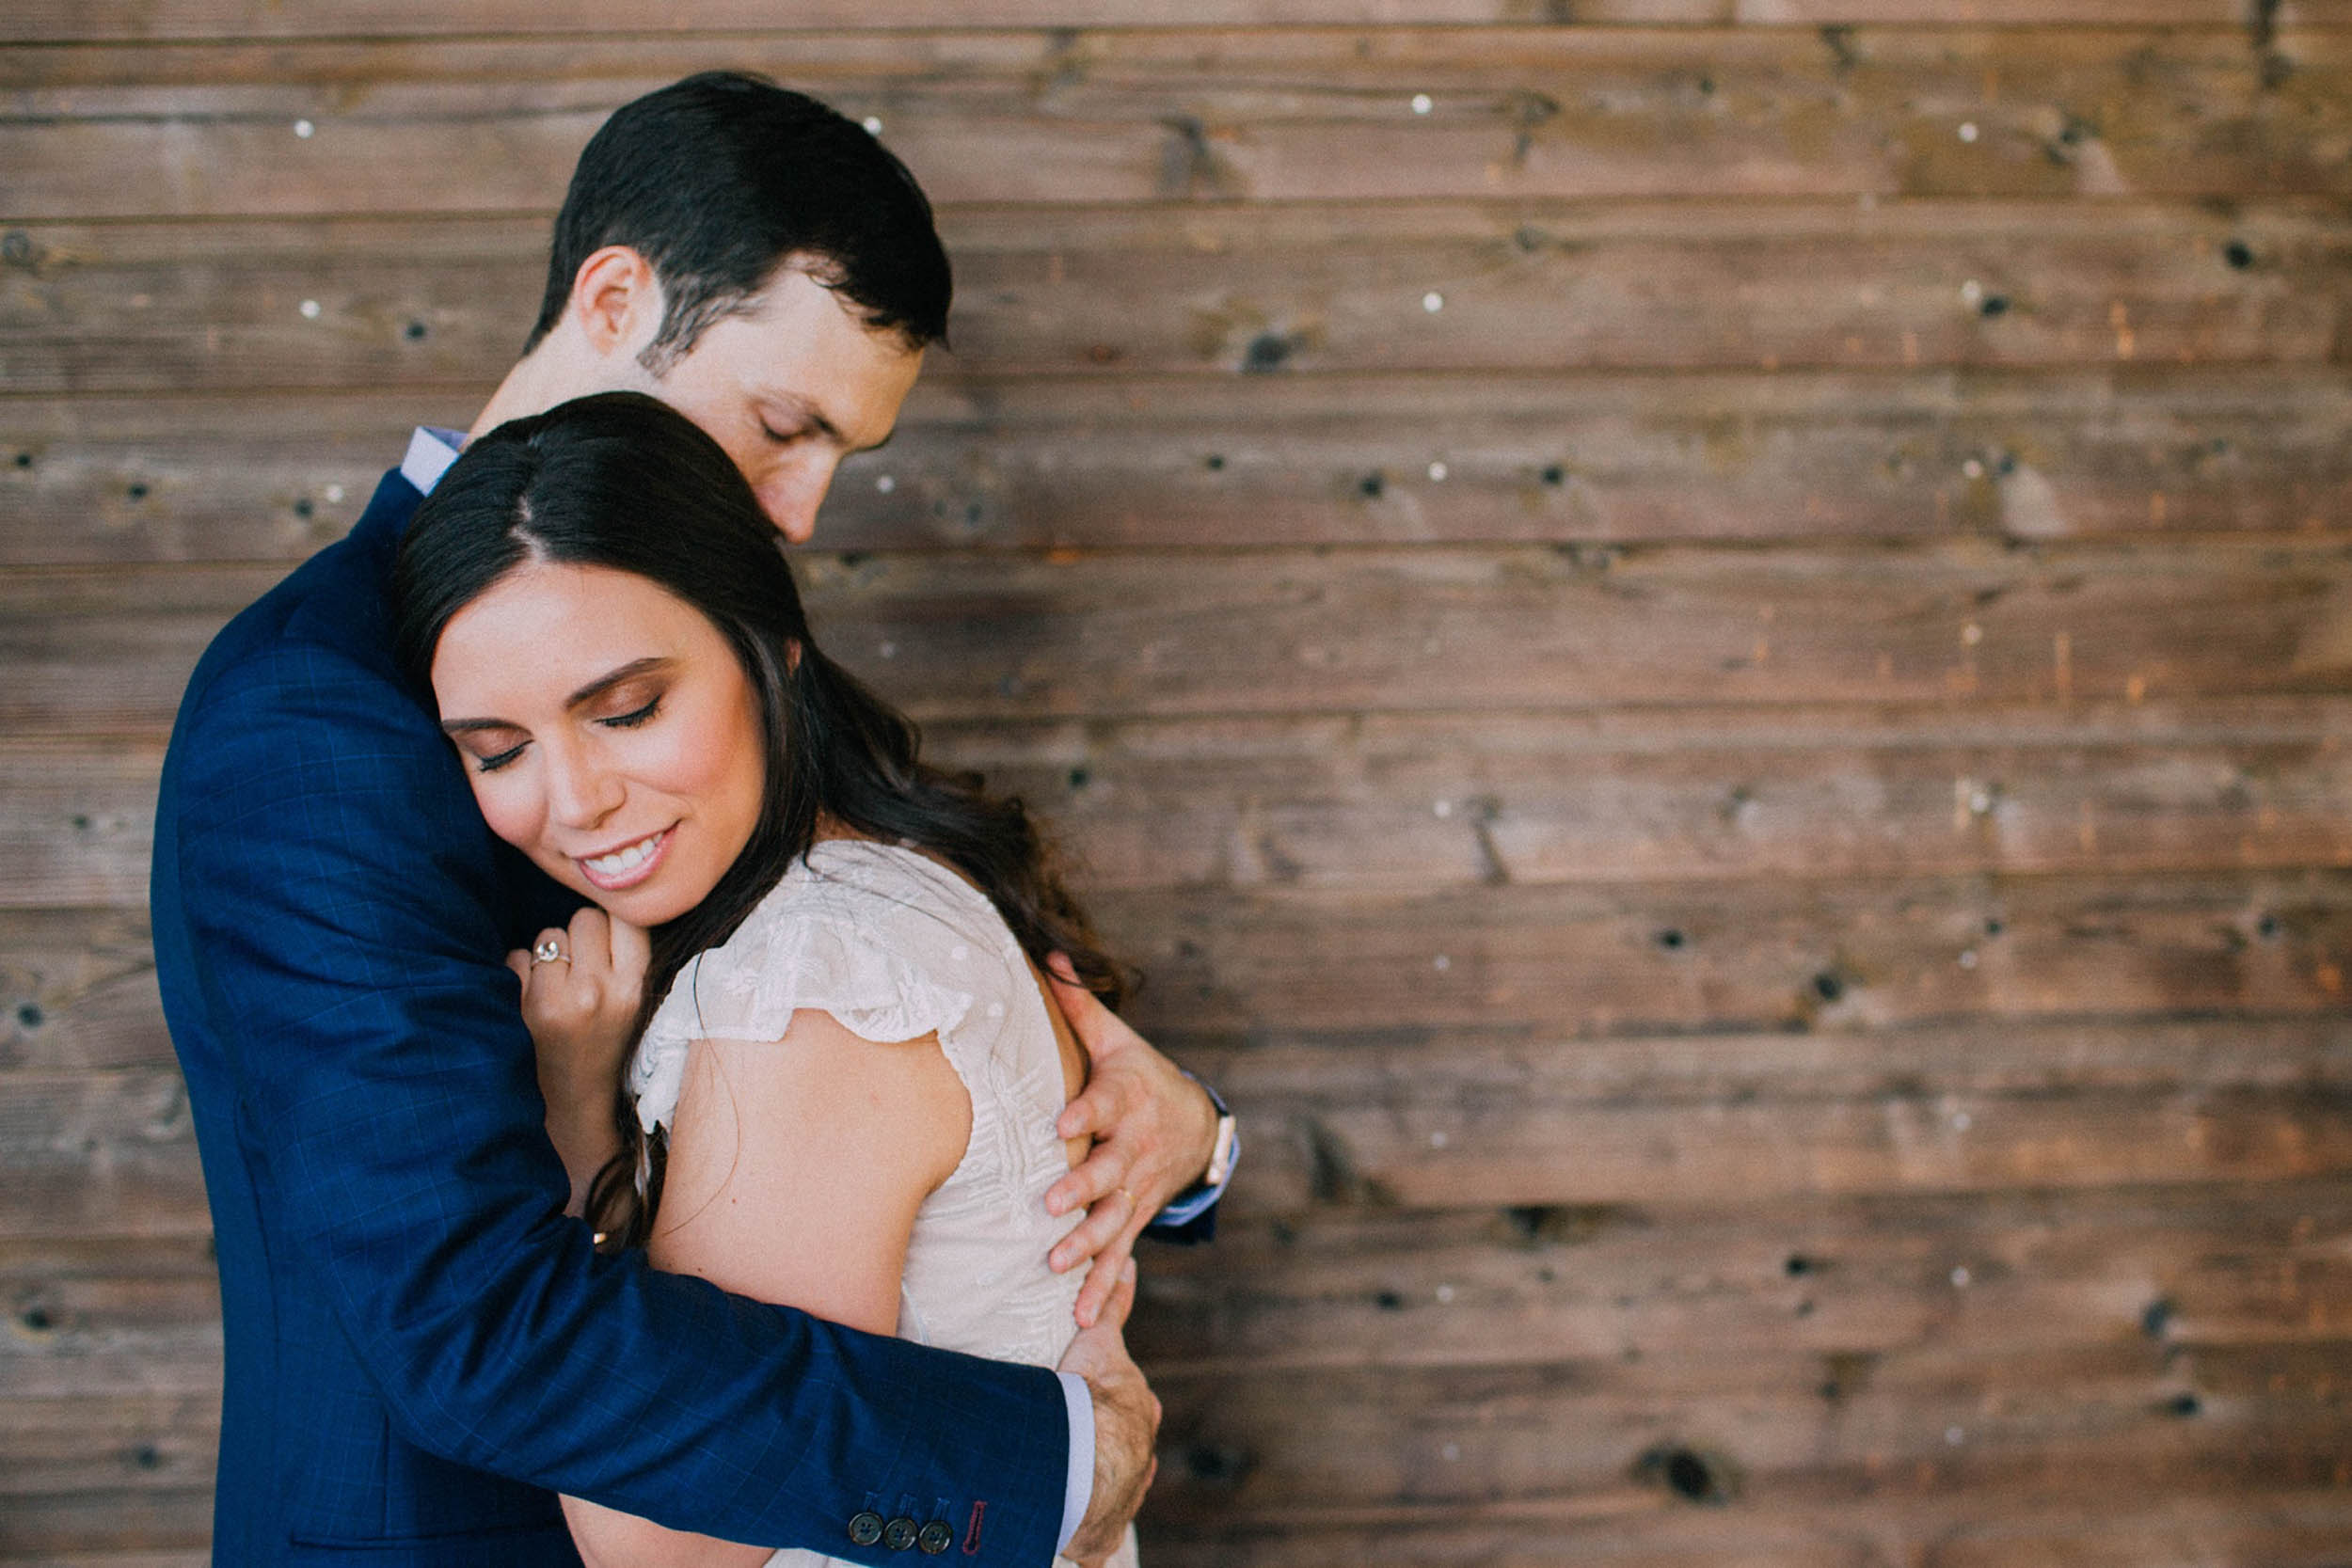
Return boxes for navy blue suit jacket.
[151,468,1079,1566]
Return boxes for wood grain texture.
[1128,1180,2352,1372]
[0,1476,210,1559]
[16,1,2352,44]
[7,370,2352,565]
[1132,1491,2352,1568]
[8,11,2352,1560]
[0,1070,207,1241]
[13,539,2352,735]
[0,911,171,1073]
[6,30,2351,217]
[7,202,2344,393]
[1184,1017,2352,1211]
[1135,1343,2352,1519]
[1103,868,2352,1035]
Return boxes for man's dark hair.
[525,71,951,369]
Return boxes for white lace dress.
[630,839,1141,1568]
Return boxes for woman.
[392,391,1144,1568]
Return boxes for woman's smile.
[575,825,675,891]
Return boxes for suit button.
[916,1521,954,1555]
[848,1512,885,1546]
[882,1517,919,1551]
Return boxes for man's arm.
[169,646,1076,1564]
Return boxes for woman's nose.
[543,745,625,830]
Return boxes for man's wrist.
[1056,1370,1094,1555]
[1157,1074,1237,1227]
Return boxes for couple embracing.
[152,72,1236,1568]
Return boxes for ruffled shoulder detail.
[628,843,983,1137]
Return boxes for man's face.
[628,267,925,545]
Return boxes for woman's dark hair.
[526,71,951,369]
[392,391,1120,1248]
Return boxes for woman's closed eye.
[595,694,662,730]
[469,737,529,774]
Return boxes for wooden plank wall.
[5,5,2352,1563]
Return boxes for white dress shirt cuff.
[1056,1370,1093,1554]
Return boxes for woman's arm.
[560,1008,973,1567]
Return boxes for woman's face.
[430,560,768,927]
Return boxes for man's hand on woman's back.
[1043,964,1223,1327]
[1057,1258,1159,1567]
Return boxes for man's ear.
[568,245,662,362]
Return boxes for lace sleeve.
[628,869,977,1137]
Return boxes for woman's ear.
[784,639,803,673]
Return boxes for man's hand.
[506,906,649,1213]
[1043,959,1221,1327]
[1057,1259,1158,1567]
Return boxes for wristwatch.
[1195,1075,1237,1189]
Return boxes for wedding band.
[532,938,568,964]
[1114,1186,1136,1207]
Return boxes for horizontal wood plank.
[6,30,2352,216]
[6,202,2344,393]
[7,370,2352,566]
[1187,1016,2352,1212]
[0,1481,209,1558]
[1105,868,2352,1035]
[1130,1179,2352,1372]
[10,1179,2344,1400]
[16,2,2352,44]
[1136,1341,2352,1521]
[0,742,163,911]
[12,538,2352,735]
[0,1397,216,1497]
[0,911,170,1073]
[0,1072,209,1241]
[0,1275,219,1401]
[947,705,2352,889]
[1134,1490,2352,1568]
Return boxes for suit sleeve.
[169,642,1069,1565]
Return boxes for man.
[151,72,1235,1567]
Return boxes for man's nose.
[756,454,839,546]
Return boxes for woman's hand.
[1042,960,1221,1328]
[506,906,650,1215]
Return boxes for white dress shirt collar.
[399,426,469,495]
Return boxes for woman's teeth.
[585,832,663,876]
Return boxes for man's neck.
[469,355,559,440]
[470,334,642,439]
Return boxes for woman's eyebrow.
[438,657,673,736]
[564,657,672,709]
